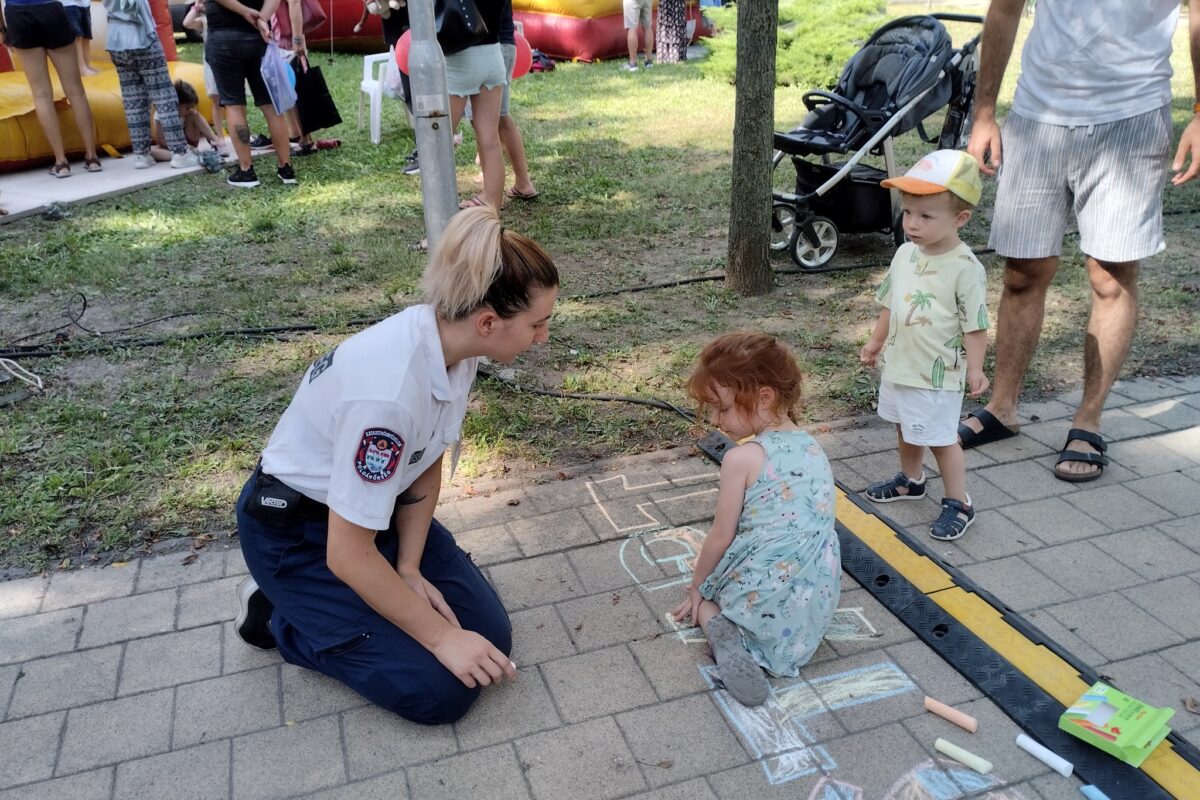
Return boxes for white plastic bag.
[260,42,298,116]
[383,45,405,100]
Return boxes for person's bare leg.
[469,86,505,208]
[931,443,967,504]
[261,105,292,168]
[695,599,720,630]
[18,49,68,164]
[626,27,638,65]
[77,37,99,75]
[47,44,97,160]
[898,432,925,489]
[499,115,535,196]
[1056,257,1139,478]
[958,256,1058,441]
[643,22,654,63]
[225,105,253,170]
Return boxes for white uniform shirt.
[1012,0,1179,126]
[261,305,478,531]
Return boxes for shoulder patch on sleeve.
[355,428,405,482]
[309,347,338,383]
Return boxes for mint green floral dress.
[698,431,841,677]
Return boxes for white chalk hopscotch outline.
[590,473,1025,794]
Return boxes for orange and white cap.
[881,149,982,207]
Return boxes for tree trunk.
[725,0,778,296]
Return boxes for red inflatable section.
[514,4,710,62]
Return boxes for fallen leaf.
[1185,697,1200,715]
[506,498,521,506]
[181,553,198,566]
[556,471,571,481]
[611,593,620,605]
[110,561,129,568]
[658,760,673,769]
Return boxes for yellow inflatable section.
[0,0,210,173]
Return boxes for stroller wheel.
[791,216,838,269]
[770,203,796,252]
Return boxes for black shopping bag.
[294,62,343,135]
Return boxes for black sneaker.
[227,166,260,188]
[402,157,420,176]
[235,577,277,650]
[277,164,298,185]
[248,133,272,148]
[930,497,975,541]
[403,148,418,163]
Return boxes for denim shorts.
[444,42,505,98]
[205,29,271,108]
[3,2,75,50]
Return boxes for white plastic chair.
[359,52,392,145]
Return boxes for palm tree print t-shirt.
[874,241,988,392]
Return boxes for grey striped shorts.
[989,106,1172,263]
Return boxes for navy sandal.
[865,471,926,503]
[930,497,975,541]
[1053,428,1108,483]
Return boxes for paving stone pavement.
[1,377,1198,799]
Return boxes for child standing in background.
[181,0,229,151]
[673,332,841,707]
[859,149,990,541]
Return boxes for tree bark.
[725,0,778,296]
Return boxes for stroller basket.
[792,160,892,236]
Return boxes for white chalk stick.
[1079,786,1112,800]
[934,737,993,774]
[924,696,979,733]
[1016,733,1072,777]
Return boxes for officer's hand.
[431,628,517,688]
[402,571,461,628]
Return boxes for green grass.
[0,6,1198,571]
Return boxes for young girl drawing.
[672,332,842,706]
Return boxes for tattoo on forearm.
[235,125,250,144]
[397,489,426,506]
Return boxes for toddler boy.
[859,149,990,541]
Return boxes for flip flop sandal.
[705,615,769,707]
[458,195,488,209]
[957,407,1019,450]
[49,162,71,179]
[1053,428,1108,483]
[83,156,102,173]
[505,188,540,201]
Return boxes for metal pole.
[407,0,458,248]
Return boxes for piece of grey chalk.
[934,737,993,774]
[1016,733,1073,777]
[1080,786,1112,800]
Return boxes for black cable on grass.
[4,203,1198,358]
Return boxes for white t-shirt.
[261,305,479,531]
[1012,0,1179,126]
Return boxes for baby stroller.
[771,13,983,269]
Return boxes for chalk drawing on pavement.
[703,660,918,785]
[586,473,718,536]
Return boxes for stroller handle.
[930,12,983,25]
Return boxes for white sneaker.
[132,153,156,169]
[170,151,201,169]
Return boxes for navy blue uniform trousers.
[236,473,512,725]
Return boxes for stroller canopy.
[788,15,956,154]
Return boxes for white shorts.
[444,42,506,98]
[877,380,962,447]
[623,0,652,29]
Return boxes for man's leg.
[626,27,638,65]
[958,256,1058,440]
[1054,257,1138,478]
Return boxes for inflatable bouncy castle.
[298,0,711,62]
[513,0,710,62]
[0,0,208,173]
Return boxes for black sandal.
[83,156,102,173]
[49,161,71,178]
[1053,428,1108,483]
[957,408,1018,450]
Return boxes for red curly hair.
[685,332,804,424]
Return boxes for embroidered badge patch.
[355,428,405,482]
